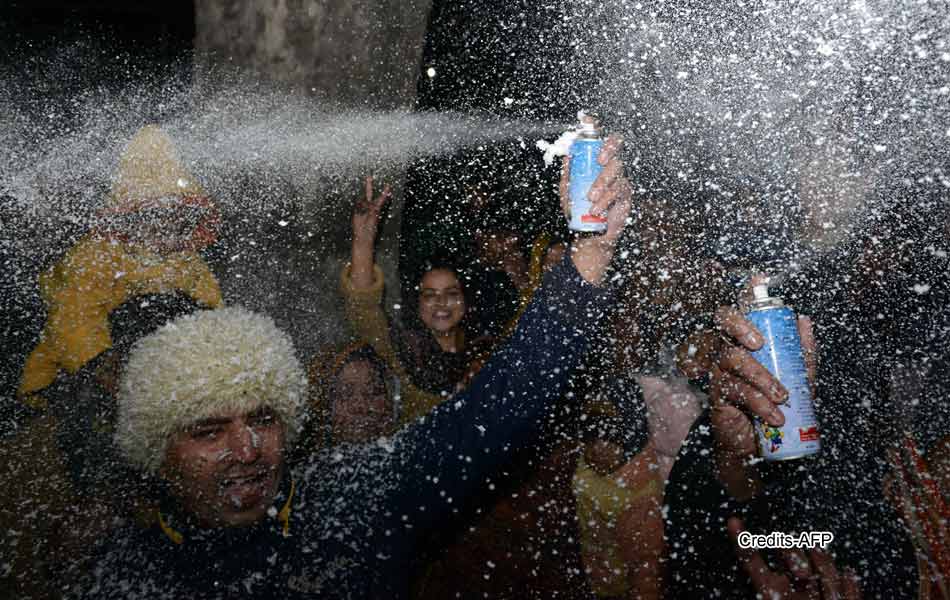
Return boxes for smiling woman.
[342,177,477,424]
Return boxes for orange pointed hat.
[105,125,205,210]
[102,124,218,249]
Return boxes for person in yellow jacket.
[18,124,222,408]
[341,177,476,424]
[1,125,222,600]
[573,373,703,600]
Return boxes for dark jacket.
[79,257,611,599]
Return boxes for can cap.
[752,283,770,301]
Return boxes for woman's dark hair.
[390,254,475,395]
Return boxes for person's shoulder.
[292,444,404,528]
[91,521,164,566]
[77,523,172,599]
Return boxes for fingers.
[713,371,784,426]
[588,154,627,216]
[811,549,844,600]
[712,306,786,425]
[715,347,787,425]
[710,404,757,454]
[559,156,570,218]
[782,549,813,581]
[364,175,374,203]
[675,330,721,379]
[375,183,392,210]
[357,177,391,215]
[842,568,862,600]
[603,183,632,242]
[587,136,627,216]
[728,518,779,594]
[810,551,862,599]
[597,134,624,166]
[714,307,764,350]
[730,520,861,600]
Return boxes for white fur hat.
[115,307,308,474]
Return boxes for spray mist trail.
[554,0,949,265]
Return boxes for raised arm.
[385,137,631,532]
[350,176,391,290]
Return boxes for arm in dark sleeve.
[386,256,612,532]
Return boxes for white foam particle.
[536,129,579,167]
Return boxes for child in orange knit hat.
[18,125,223,407]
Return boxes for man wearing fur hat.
[81,139,631,599]
[2,125,222,600]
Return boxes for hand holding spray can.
[567,116,608,233]
[746,281,821,461]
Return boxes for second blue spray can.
[747,283,821,461]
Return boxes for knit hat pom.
[106,124,206,212]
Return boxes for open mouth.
[219,470,273,507]
[221,471,267,488]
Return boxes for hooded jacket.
[18,125,222,404]
[81,257,612,599]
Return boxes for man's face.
[160,406,286,528]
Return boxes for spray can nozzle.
[752,283,770,301]
[576,110,600,134]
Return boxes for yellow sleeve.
[19,242,223,400]
[573,460,634,597]
[19,238,123,396]
[340,263,400,371]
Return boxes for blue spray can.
[747,283,821,461]
[567,118,607,233]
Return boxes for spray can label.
[568,138,607,232]
[747,306,821,461]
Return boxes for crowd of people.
[0,123,948,600]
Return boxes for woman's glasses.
[420,289,464,307]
